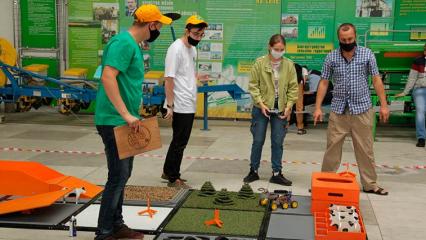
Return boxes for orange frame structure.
[0,160,103,215]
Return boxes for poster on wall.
[335,0,394,46]
[281,0,336,71]
[20,0,57,48]
[68,0,119,78]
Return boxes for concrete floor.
[0,110,425,240]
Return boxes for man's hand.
[313,108,323,126]
[259,102,270,118]
[198,73,209,81]
[394,92,405,98]
[164,107,173,120]
[379,105,390,123]
[124,114,143,133]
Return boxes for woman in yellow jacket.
[243,34,298,186]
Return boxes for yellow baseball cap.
[186,15,208,27]
[134,4,172,25]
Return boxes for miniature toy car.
[258,188,298,210]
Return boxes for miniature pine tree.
[198,181,216,197]
[213,188,234,206]
[237,183,256,199]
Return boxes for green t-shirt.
[95,31,144,126]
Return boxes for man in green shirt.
[94,4,171,240]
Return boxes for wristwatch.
[167,104,174,109]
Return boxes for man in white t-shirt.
[162,15,208,188]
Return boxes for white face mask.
[271,49,285,59]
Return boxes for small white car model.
[330,211,359,225]
[332,221,361,232]
[329,204,356,213]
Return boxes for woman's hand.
[279,107,291,120]
[259,102,270,118]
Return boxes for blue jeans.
[249,106,288,172]
[413,88,426,140]
[95,126,134,239]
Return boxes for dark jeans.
[249,106,288,172]
[163,112,195,182]
[95,125,134,240]
[303,91,333,106]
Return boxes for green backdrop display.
[281,0,336,71]
[394,0,426,41]
[20,0,57,48]
[60,0,426,116]
[334,0,395,46]
[135,0,200,71]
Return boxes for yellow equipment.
[0,38,17,87]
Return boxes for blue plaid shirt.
[321,46,379,115]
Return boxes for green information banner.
[68,25,102,78]
[335,0,394,46]
[130,0,199,70]
[394,0,426,41]
[20,0,57,48]
[195,0,281,117]
[68,0,118,78]
[282,0,336,71]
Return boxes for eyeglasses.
[190,31,205,38]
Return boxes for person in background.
[243,34,298,186]
[162,15,208,188]
[94,4,171,240]
[126,0,138,16]
[313,23,390,196]
[294,63,309,135]
[304,69,333,106]
[395,43,426,147]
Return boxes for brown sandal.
[363,187,388,196]
[297,129,307,135]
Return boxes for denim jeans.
[413,88,426,140]
[249,106,288,172]
[95,125,134,239]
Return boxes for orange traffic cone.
[204,209,223,228]
[138,197,157,218]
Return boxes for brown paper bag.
[114,117,162,159]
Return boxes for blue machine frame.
[0,62,97,106]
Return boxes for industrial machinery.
[0,38,98,115]
[365,30,425,138]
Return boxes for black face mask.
[188,35,200,47]
[147,28,160,42]
[339,41,357,52]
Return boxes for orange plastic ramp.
[0,160,103,198]
[0,188,73,215]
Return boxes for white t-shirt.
[164,39,197,113]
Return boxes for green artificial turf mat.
[182,190,264,212]
[164,208,264,237]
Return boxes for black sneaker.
[243,170,259,183]
[269,172,292,186]
[416,138,425,147]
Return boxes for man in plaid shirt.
[313,23,390,196]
